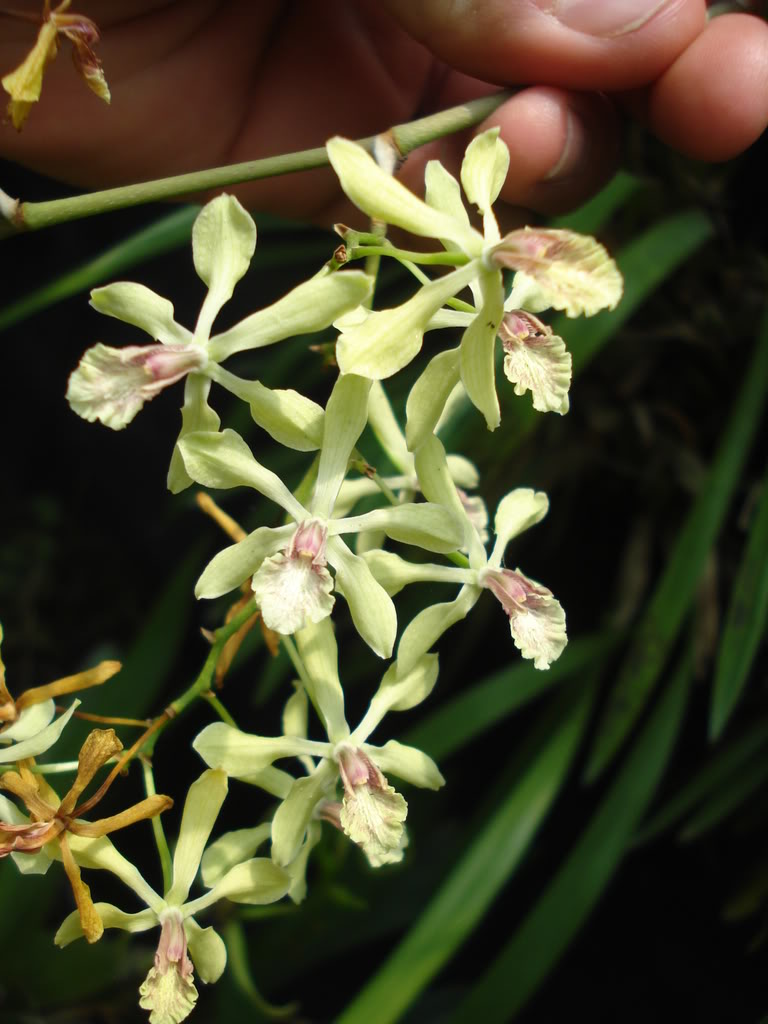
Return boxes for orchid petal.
[185,919,227,984]
[252,548,335,636]
[414,435,486,568]
[501,312,572,414]
[331,501,464,554]
[397,584,482,677]
[362,549,468,596]
[166,769,228,906]
[208,269,373,362]
[311,374,371,519]
[490,489,549,567]
[405,347,462,453]
[366,739,445,790]
[294,619,349,744]
[336,262,479,380]
[167,375,221,494]
[195,525,294,600]
[178,429,305,519]
[424,159,472,250]
[483,567,568,669]
[65,833,163,912]
[459,271,505,431]
[55,903,157,947]
[192,195,256,338]
[90,283,192,346]
[0,699,79,762]
[200,824,271,888]
[327,137,479,252]
[328,537,397,659]
[354,654,439,741]
[460,127,509,241]
[271,760,337,867]
[489,228,623,318]
[185,857,290,914]
[0,698,54,743]
[193,723,321,778]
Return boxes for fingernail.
[543,108,583,182]
[541,0,671,37]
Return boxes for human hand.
[1,0,767,223]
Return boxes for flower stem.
[349,245,469,267]
[281,635,313,692]
[201,690,238,727]
[72,599,260,813]
[3,91,513,234]
[141,756,173,895]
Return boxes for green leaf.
[336,681,595,1024]
[0,207,331,333]
[709,464,768,739]
[677,749,768,842]
[584,309,768,782]
[452,646,693,1023]
[222,920,299,1021]
[0,207,198,332]
[548,171,640,235]
[404,631,616,761]
[634,716,768,845]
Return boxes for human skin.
[1,0,767,223]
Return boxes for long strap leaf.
[585,310,768,782]
[452,646,693,1023]
[709,463,768,739]
[337,681,596,1024]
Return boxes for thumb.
[381,0,706,91]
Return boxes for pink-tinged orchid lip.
[66,343,207,430]
[139,908,198,1024]
[336,745,408,867]
[252,520,335,635]
[480,567,568,671]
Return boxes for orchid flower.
[1,729,172,943]
[2,0,110,131]
[178,375,464,658]
[194,618,443,869]
[327,129,622,433]
[363,435,567,676]
[54,769,291,1024]
[66,194,372,491]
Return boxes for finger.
[642,13,768,161]
[398,85,620,220]
[381,0,707,91]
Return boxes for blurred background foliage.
[0,107,767,1023]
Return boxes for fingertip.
[648,14,768,161]
[487,88,620,214]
